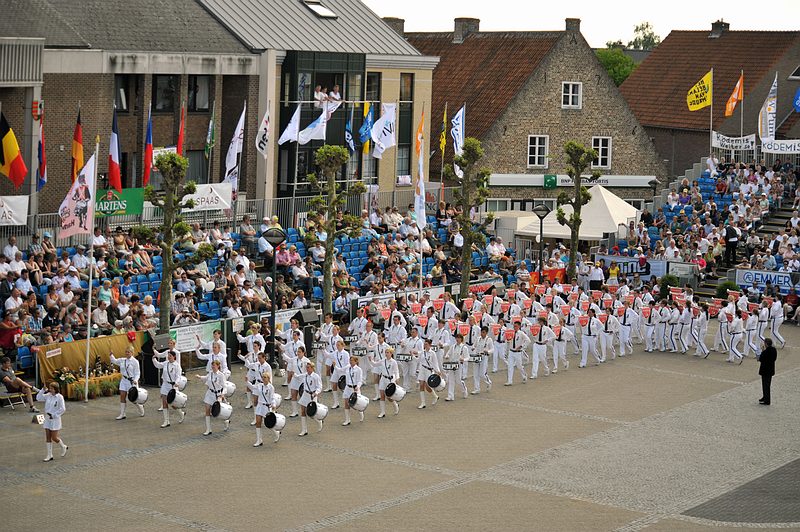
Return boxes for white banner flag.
[59,154,96,240]
[371,103,396,159]
[182,183,233,212]
[451,105,465,178]
[298,110,327,145]
[0,195,29,226]
[278,105,301,145]
[224,102,246,194]
[761,139,800,154]
[255,107,269,158]
[758,73,778,143]
[711,131,757,151]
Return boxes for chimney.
[565,18,581,32]
[383,17,405,37]
[709,19,729,39]
[453,17,480,44]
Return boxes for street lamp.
[263,227,287,368]
[532,204,551,282]
[648,178,660,214]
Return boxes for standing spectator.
[757,338,777,405]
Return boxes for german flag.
[0,112,27,189]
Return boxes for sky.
[362,0,800,48]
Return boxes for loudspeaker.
[293,308,321,327]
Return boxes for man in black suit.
[758,338,777,405]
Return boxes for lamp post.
[263,227,287,368]
[532,204,551,282]
[648,178,659,214]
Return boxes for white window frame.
[561,81,582,109]
[591,136,612,169]
[527,135,549,168]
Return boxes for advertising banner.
[94,187,144,217]
[595,254,667,281]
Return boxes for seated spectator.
[0,356,39,412]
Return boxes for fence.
[710,146,800,169]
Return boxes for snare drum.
[442,362,461,371]
[348,393,370,412]
[211,401,233,420]
[176,376,188,391]
[395,354,412,362]
[127,386,148,405]
[307,401,329,420]
[427,374,446,392]
[166,389,188,408]
[385,382,406,402]
[223,381,236,397]
[264,412,286,430]
[469,355,483,363]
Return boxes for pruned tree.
[595,47,637,86]
[306,145,365,315]
[447,137,494,299]
[628,22,661,50]
[129,152,214,332]
[556,141,600,279]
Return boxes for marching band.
[33,279,786,459]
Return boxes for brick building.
[620,21,800,177]
[406,18,667,214]
[0,0,258,214]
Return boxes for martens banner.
[94,187,144,217]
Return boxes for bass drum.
[166,389,188,408]
[385,382,406,402]
[264,412,286,431]
[223,381,236,397]
[211,401,233,420]
[347,393,370,412]
[127,386,149,405]
[427,374,446,392]
[307,401,329,421]
[176,376,188,391]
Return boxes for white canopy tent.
[516,185,640,241]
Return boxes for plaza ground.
[2,329,799,531]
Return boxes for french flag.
[143,103,153,186]
[36,105,47,192]
[108,105,122,192]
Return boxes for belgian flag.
[0,112,28,189]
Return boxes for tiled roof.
[620,30,800,131]
[406,31,561,144]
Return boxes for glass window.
[114,75,132,112]
[186,150,208,183]
[591,136,612,169]
[362,152,377,178]
[302,0,337,19]
[527,135,549,168]
[153,75,178,112]
[347,73,362,106]
[400,73,414,101]
[188,75,210,112]
[396,145,410,177]
[346,150,359,181]
[366,72,381,103]
[561,81,582,109]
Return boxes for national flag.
[205,101,216,159]
[278,105,301,145]
[36,103,47,192]
[255,106,270,159]
[0,112,27,189]
[451,105,465,178]
[71,109,83,183]
[108,105,122,193]
[223,101,246,195]
[725,73,743,117]
[415,112,426,230]
[344,105,355,154]
[758,73,778,142]
[176,101,186,157]
[439,103,447,154]
[686,70,713,111]
[359,102,374,155]
[371,103,396,159]
[143,103,153,186]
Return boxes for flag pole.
[83,136,100,402]
[207,100,215,185]
[292,101,300,228]
[440,101,447,190]
[709,69,714,157]
[740,69,744,142]
[232,99,244,224]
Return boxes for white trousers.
[552,341,568,369]
[580,336,600,367]
[492,342,506,371]
[619,325,632,355]
[599,332,615,360]
[644,324,655,351]
[506,350,527,383]
[531,343,549,377]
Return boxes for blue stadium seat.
[313,286,323,300]
[17,347,33,369]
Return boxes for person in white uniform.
[530,317,554,378]
[401,327,423,389]
[369,347,401,417]
[196,359,230,435]
[298,362,324,436]
[727,309,745,364]
[246,372,281,446]
[328,340,349,409]
[505,321,530,385]
[643,301,657,352]
[491,318,508,373]
[444,334,469,401]
[470,326,493,394]
[692,303,710,358]
[152,351,185,427]
[417,338,443,408]
[617,302,637,356]
[238,346,272,425]
[37,382,67,462]
[770,295,785,348]
[316,313,336,390]
[551,317,573,372]
[370,332,390,400]
[676,303,693,354]
[284,345,310,417]
[110,346,144,419]
[580,309,603,368]
[342,356,364,426]
[152,338,182,412]
[195,340,230,378]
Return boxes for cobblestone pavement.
[2,328,799,531]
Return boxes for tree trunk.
[459,178,472,299]
[566,179,582,280]
[321,177,336,315]
[159,189,175,333]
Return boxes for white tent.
[516,185,640,241]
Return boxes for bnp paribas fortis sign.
[95,188,145,217]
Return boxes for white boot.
[57,439,68,457]
[178,409,185,423]
[224,419,230,431]
[359,410,364,422]
[373,384,380,401]
[393,400,400,415]
[378,400,386,418]
[116,402,126,420]
[161,409,170,428]
[332,391,340,408]
[324,375,332,392]
[245,391,253,409]
[299,415,308,436]
[432,390,439,405]
[418,391,426,409]
[137,403,145,417]
[203,415,212,435]
[290,401,298,417]
[253,427,263,447]
[342,409,351,426]
[250,410,257,426]
[317,418,324,432]
[43,442,53,462]
[273,428,281,442]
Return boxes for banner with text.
[711,131,756,151]
[734,269,799,294]
[182,182,232,212]
[0,195,28,226]
[95,187,144,217]
[170,320,221,352]
[595,254,667,281]
[761,139,800,154]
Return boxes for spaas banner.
[182,183,232,212]
[0,195,28,226]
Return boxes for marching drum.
[427,374,446,392]
[211,401,233,420]
[442,362,460,371]
[166,389,188,408]
[307,401,329,420]
[272,394,282,409]
[264,412,286,431]
[348,393,370,412]
[223,381,236,397]
[395,354,412,362]
[127,386,148,405]
[385,382,406,402]
[176,375,188,391]
[337,376,347,389]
